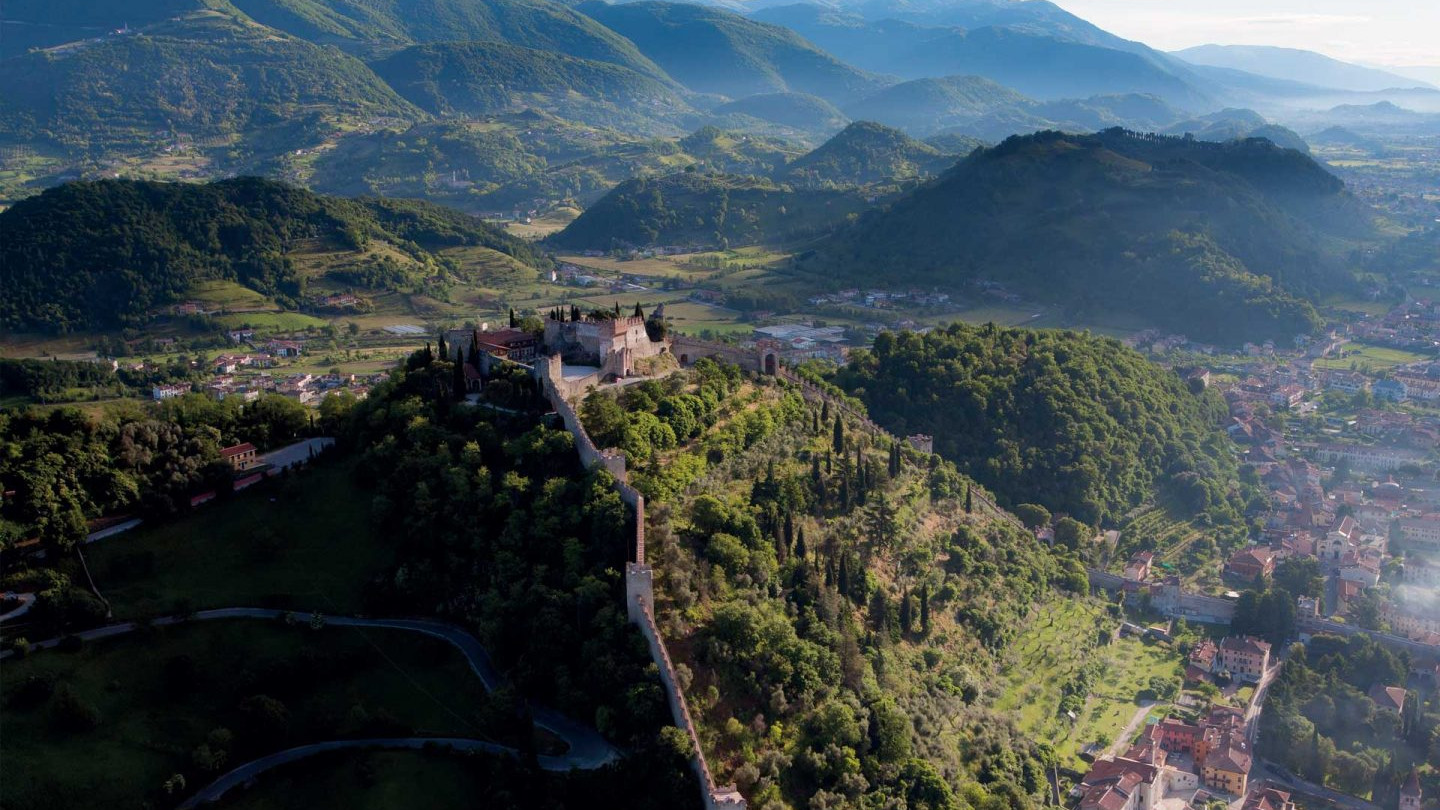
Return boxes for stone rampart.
[539,355,741,808]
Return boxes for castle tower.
[1400,770,1421,810]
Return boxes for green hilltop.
[833,323,1251,531]
[799,128,1372,343]
[549,171,873,250]
[776,120,957,187]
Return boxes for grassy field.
[1,619,495,810]
[86,463,390,618]
[213,749,484,810]
[1313,341,1432,372]
[189,280,276,312]
[214,312,330,333]
[502,207,580,239]
[992,600,1182,769]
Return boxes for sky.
[1052,0,1440,67]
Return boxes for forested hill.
[832,324,1249,531]
[549,171,874,250]
[0,12,421,154]
[800,129,1375,344]
[776,121,957,186]
[367,40,694,133]
[0,178,548,333]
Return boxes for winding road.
[5,608,621,807]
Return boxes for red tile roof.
[220,442,257,458]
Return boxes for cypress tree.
[838,551,850,597]
[613,301,621,317]
[965,485,973,514]
[821,400,830,422]
[509,308,517,328]
[812,412,820,434]
[437,332,447,363]
[784,512,795,552]
[832,417,845,455]
[826,451,833,475]
[920,585,930,634]
[634,302,644,318]
[795,526,807,559]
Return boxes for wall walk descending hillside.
[536,354,744,809]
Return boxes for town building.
[1216,636,1270,682]
[1243,787,1296,810]
[152,383,190,400]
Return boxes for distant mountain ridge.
[579,1,889,104]
[1174,45,1436,93]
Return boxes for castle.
[543,310,667,378]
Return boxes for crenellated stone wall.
[537,353,743,810]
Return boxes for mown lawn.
[1,619,495,810]
[87,463,390,618]
[992,600,1183,769]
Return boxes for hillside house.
[266,340,303,358]
[1075,758,1164,810]
[1225,547,1276,581]
[152,383,189,401]
[1125,551,1156,582]
[220,442,259,472]
[1368,683,1407,713]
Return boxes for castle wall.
[537,353,741,809]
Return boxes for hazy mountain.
[1163,109,1310,152]
[799,129,1374,343]
[1174,45,1435,93]
[841,77,1187,139]
[577,1,889,103]
[775,120,955,186]
[749,5,1210,107]
[711,92,850,133]
[924,131,987,154]
[842,75,1032,135]
[1308,126,1384,154]
[368,41,694,134]
[0,12,420,155]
